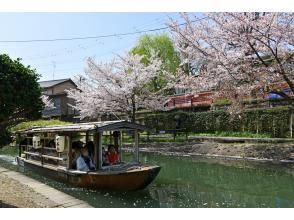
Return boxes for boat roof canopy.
[16,120,148,134]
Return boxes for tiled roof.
[39,78,72,88]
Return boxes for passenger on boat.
[102,147,109,166]
[85,141,95,161]
[76,146,96,171]
[107,145,119,165]
[71,148,80,169]
[71,141,83,169]
[48,140,55,148]
[72,140,84,149]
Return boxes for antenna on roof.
[52,61,56,80]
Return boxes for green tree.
[0,54,43,146]
[131,34,180,92]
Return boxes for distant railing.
[139,128,188,142]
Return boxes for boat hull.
[16,157,160,191]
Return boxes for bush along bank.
[142,106,293,138]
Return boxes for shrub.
[143,107,292,138]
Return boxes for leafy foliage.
[0,145,18,156]
[0,129,12,147]
[131,34,181,93]
[131,34,180,74]
[0,54,43,146]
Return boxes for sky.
[0,13,191,81]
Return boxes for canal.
[1,152,294,207]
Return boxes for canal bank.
[124,139,294,164]
[0,166,92,208]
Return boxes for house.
[39,78,78,121]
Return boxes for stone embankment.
[125,138,294,163]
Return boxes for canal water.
[0,152,294,208]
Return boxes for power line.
[19,15,174,60]
[0,17,208,43]
[0,27,167,43]
[25,42,134,70]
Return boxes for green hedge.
[143,107,292,138]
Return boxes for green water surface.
[1,152,294,208]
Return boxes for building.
[165,92,214,111]
[39,78,78,120]
[166,81,294,111]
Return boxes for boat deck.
[69,162,157,174]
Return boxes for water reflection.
[1,153,294,207]
[144,154,294,207]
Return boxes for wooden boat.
[16,120,161,191]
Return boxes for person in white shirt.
[76,146,95,171]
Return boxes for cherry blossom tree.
[169,12,294,114]
[41,95,55,110]
[67,54,173,122]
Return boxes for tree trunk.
[131,95,136,123]
[131,108,136,123]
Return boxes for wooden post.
[114,131,119,147]
[147,131,150,142]
[119,131,123,162]
[173,130,176,142]
[17,134,21,157]
[41,135,44,166]
[290,109,293,138]
[26,137,29,160]
[273,118,276,137]
[93,133,98,167]
[134,130,139,163]
[85,132,89,143]
[109,131,113,145]
[98,132,103,169]
[67,134,72,170]
[122,131,124,144]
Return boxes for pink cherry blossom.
[41,95,55,110]
[67,54,173,121]
[169,12,294,113]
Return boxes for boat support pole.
[67,134,72,170]
[94,133,98,167]
[98,132,103,170]
[134,129,139,163]
[86,132,89,143]
[119,131,123,162]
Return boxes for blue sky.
[0,13,191,81]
